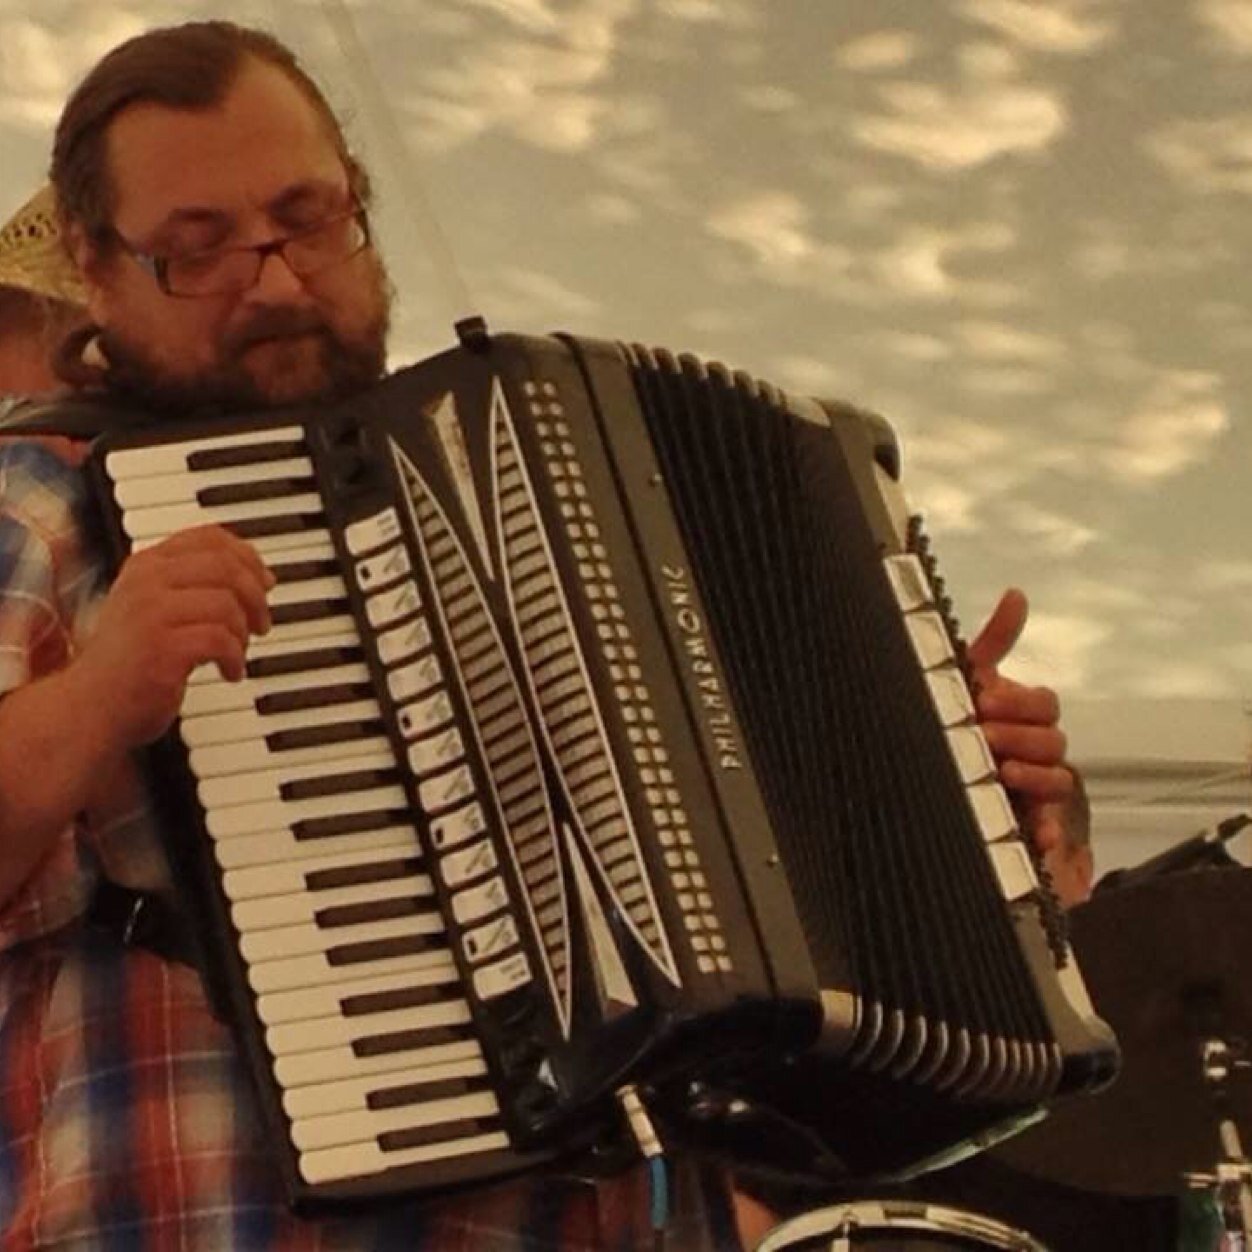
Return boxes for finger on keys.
[981,722,1067,768]
[157,526,274,635]
[178,622,249,684]
[976,677,1061,728]
[967,588,1028,677]
[998,760,1075,807]
[162,548,273,637]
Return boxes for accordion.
[86,330,1117,1208]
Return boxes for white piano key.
[112,457,316,508]
[276,1035,483,1095]
[239,910,447,963]
[181,699,383,750]
[223,839,424,902]
[267,998,472,1058]
[121,492,325,542]
[105,426,306,479]
[291,1089,500,1153]
[189,734,391,782]
[257,957,461,1026]
[244,528,338,559]
[182,663,372,718]
[298,1129,510,1186]
[268,574,349,607]
[206,783,408,840]
[232,875,435,931]
[283,1053,490,1120]
[213,824,416,872]
[243,624,361,663]
[197,748,397,808]
[250,945,455,997]
[265,538,338,569]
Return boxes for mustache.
[225,307,329,354]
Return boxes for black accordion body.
[86,331,1117,1207]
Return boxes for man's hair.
[50,20,371,247]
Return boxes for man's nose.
[245,248,308,303]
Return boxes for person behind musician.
[0,20,1078,1249]
[0,185,87,408]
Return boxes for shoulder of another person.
[0,389,131,440]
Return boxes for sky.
[2,0,1249,831]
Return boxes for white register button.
[452,876,510,925]
[473,951,532,1000]
[345,507,401,556]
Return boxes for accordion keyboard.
[105,426,517,1188]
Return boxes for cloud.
[1194,0,1252,54]
[706,191,856,284]
[1104,371,1229,484]
[833,30,920,73]
[397,0,639,154]
[1002,502,1099,556]
[959,0,1119,55]
[851,78,1068,170]
[1144,113,1252,196]
[999,610,1115,691]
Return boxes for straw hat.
[0,184,87,307]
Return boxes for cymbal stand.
[1184,1037,1251,1250]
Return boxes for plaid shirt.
[0,436,743,1251]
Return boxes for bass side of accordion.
[84,328,1118,1210]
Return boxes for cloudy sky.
[2,0,1249,823]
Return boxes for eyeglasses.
[111,207,371,298]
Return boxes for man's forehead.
[104,59,347,232]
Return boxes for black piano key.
[267,719,385,753]
[257,682,374,715]
[305,857,423,891]
[197,475,317,507]
[229,512,325,540]
[368,1076,479,1111]
[378,1117,500,1152]
[352,1023,472,1058]
[314,895,434,930]
[270,558,342,584]
[328,933,448,969]
[280,767,401,802]
[247,645,362,679]
[292,807,410,841]
[186,439,307,470]
[340,983,453,1018]
[269,599,352,627]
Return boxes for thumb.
[967,588,1029,676]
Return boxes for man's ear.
[63,220,110,323]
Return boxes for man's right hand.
[72,524,274,750]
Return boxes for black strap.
[86,879,197,965]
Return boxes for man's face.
[77,57,389,415]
